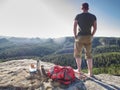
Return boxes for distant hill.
[0,36,120,58]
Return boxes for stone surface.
[0,59,120,90]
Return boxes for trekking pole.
[37,59,40,71]
[41,65,47,77]
[36,59,42,77]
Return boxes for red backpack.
[47,65,75,85]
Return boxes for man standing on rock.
[73,2,97,77]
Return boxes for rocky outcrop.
[0,59,53,89]
[0,59,120,90]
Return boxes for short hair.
[82,3,89,10]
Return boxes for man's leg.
[87,58,93,77]
[74,39,83,73]
[74,43,82,72]
[84,40,93,77]
[75,57,82,72]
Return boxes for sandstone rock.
[0,59,120,90]
[0,59,54,90]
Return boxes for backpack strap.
[64,68,73,81]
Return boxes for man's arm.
[73,20,78,39]
[91,20,97,36]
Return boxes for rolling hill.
[0,36,120,75]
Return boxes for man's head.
[82,3,89,10]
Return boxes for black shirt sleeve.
[75,14,79,21]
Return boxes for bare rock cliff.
[0,59,120,90]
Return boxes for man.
[73,3,97,77]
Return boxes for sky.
[0,0,120,38]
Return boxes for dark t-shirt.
[75,12,96,36]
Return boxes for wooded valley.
[0,36,120,75]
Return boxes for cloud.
[1,0,119,38]
[0,0,76,38]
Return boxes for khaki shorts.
[74,35,93,59]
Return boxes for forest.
[0,36,120,75]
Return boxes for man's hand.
[91,21,97,36]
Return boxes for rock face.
[0,59,55,90]
[0,59,120,90]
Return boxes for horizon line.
[0,35,120,39]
